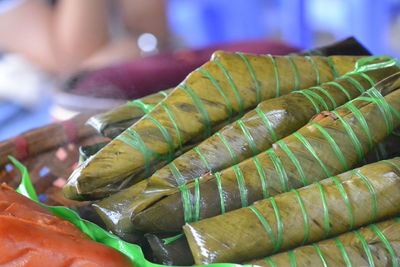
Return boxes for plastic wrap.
[183,158,400,263]
[130,75,400,233]
[247,217,400,267]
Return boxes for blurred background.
[0,0,399,141]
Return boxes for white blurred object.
[137,33,158,55]
[0,54,54,108]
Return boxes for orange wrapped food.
[0,184,133,267]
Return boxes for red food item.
[0,184,133,267]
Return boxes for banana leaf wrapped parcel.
[107,56,398,215]
[64,53,363,200]
[247,217,400,267]
[183,157,400,263]
[86,89,172,139]
[130,77,400,233]
[86,37,370,140]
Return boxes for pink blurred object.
[67,40,299,100]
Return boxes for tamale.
[87,89,172,139]
[247,217,400,267]
[64,54,363,200]
[130,77,400,233]
[93,129,400,242]
[87,37,370,139]
[183,157,400,263]
[112,56,397,216]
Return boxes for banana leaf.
[183,157,400,264]
[87,37,370,140]
[130,74,400,233]
[110,56,398,216]
[145,233,194,266]
[86,89,172,139]
[247,217,400,267]
[64,54,363,200]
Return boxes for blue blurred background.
[1,0,400,141]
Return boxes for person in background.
[0,0,169,141]
[0,0,169,74]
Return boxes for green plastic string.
[277,140,308,186]
[353,55,398,74]
[264,257,278,267]
[127,100,154,113]
[310,121,348,170]
[198,67,234,122]
[232,165,248,207]
[293,132,331,177]
[382,159,400,172]
[161,234,184,246]
[237,119,259,154]
[285,56,300,91]
[168,162,185,186]
[325,57,338,79]
[292,90,321,113]
[357,72,375,87]
[324,81,352,101]
[248,206,278,251]
[179,84,212,137]
[291,189,309,245]
[312,86,338,108]
[146,115,174,161]
[237,52,262,103]
[215,133,239,164]
[314,182,330,238]
[301,89,330,110]
[344,76,367,94]
[162,233,184,245]
[117,128,152,176]
[214,60,245,116]
[365,88,394,135]
[354,230,375,267]
[252,157,269,199]
[267,54,281,97]
[270,197,284,251]
[158,91,169,97]
[160,102,183,151]
[350,170,377,222]
[313,243,328,267]
[193,178,201,222]
[334,237,352,267]
[288,250,297,267]
[331,110,364,161]
[193,147,212,171]
[368,224,398,267]
[306,56,320,85]
[179,179,201,223]
[179,184,193,223]
[343,102,374,150]
[215,172,226,214]
[266,149,289,192]
[330,177,355,229]
[256,107,279,142]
